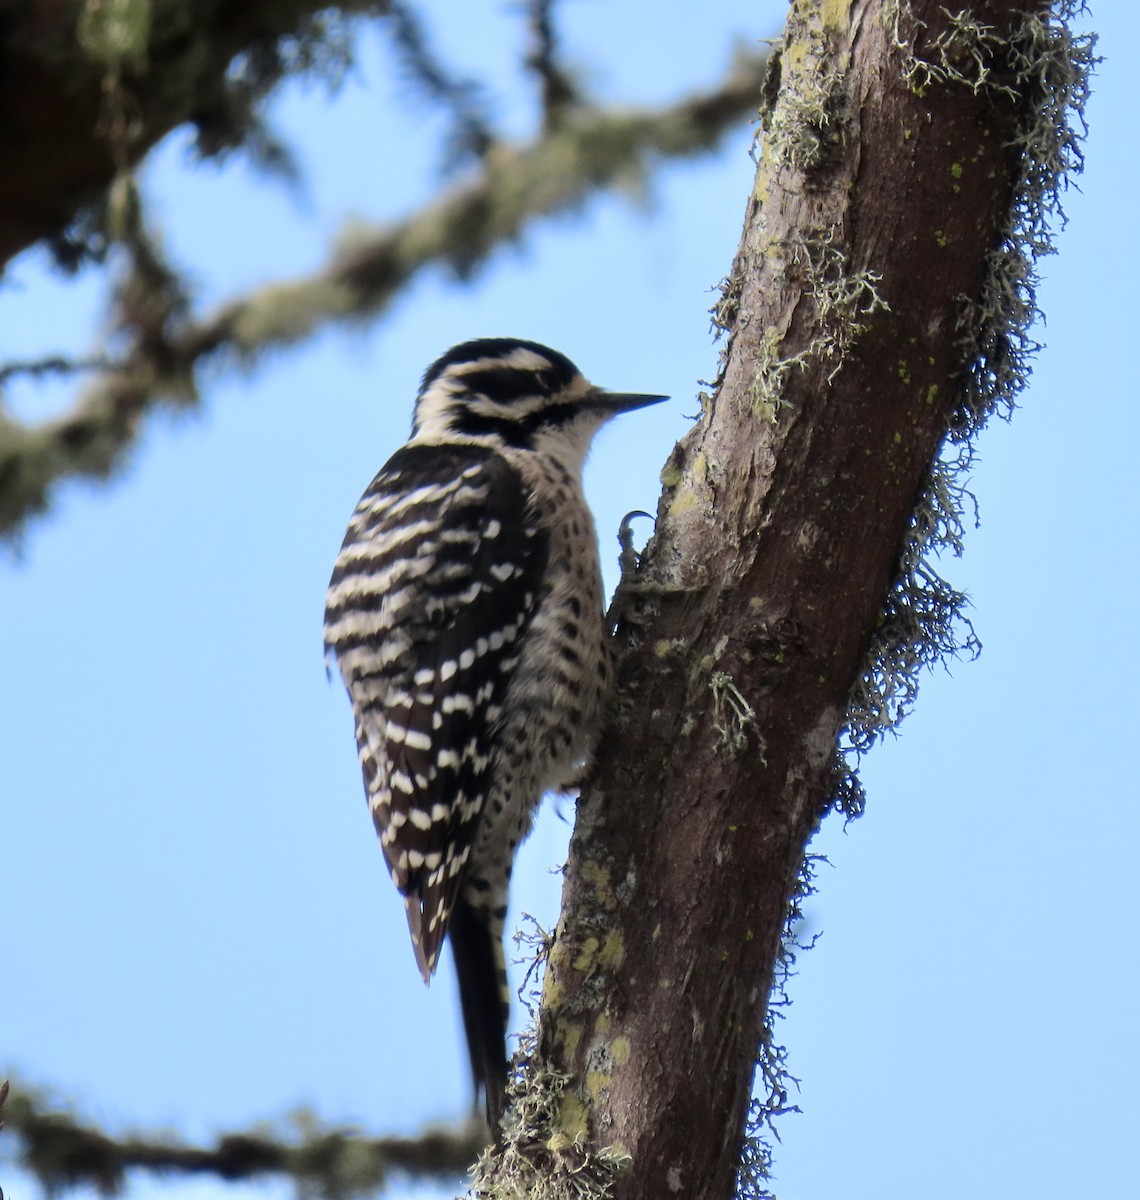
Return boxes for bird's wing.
[324,442,548,979]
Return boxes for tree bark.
[476,1,1068,1197]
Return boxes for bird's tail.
[448,894,510,1131]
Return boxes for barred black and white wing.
[324,442,548,980]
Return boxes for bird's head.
[411,338,667,474]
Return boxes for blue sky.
[2,4,1135,1200]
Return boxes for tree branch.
[524,0,582,129]
[0,50,768,543]
[384,0,496,164]
[0,2,390,271]
[1,1081,482,1197]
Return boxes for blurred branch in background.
[0,1079,482,1198]
[523,0,583,130]
[0,28,766,544]
[384,0,495,165]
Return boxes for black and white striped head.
[411,338,667,471]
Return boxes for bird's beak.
[595,391,670,414]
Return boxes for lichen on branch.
[0,48,768,544]
[1,1078,482,1197]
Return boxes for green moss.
[571,936,599,973]
[597,931,625,971]
[821,0,852,32]
[667,487,701,518]
[579,859,613,905]
[659,462,683,488]
[548,1092,589,1149]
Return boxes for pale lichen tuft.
[468,1027,630,1200]
[746,233,889,419]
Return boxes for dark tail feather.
[449,896,508,1131]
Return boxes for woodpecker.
[324,338,666,1127]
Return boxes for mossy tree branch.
[471,2,1091,1198]
[0,1,392,270]
[0,1080,482,1197]
[0,46,768,543]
